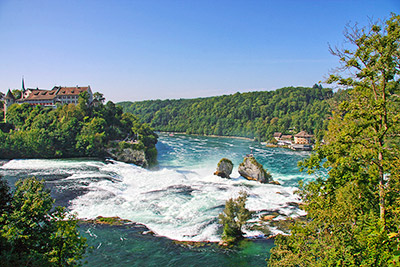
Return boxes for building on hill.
[19,86,93,106]
[3,80,93,122]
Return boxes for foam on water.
[0,133,315,242]
[65,160,302,242]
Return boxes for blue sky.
[0,0,399,102]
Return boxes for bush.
[218,190,253,245]
[0,176,87,266]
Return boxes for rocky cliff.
[106,148,148,167]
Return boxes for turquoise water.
[80,223,274,266]
[156,133,314,187]
[0,133,317,266]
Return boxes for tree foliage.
[218,190,253,244]
[118,86,334,141]
[0,176,87,266]
[0,93,158,165]
[268,13,400,266]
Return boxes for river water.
[0,133,317,266]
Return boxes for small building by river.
[271,131,314,151]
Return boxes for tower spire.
[22,76,25,92]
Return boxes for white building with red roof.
[3,80,93,122]
[19,86,93,106]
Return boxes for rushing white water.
[0,133,315,242]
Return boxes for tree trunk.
[378,151,386,227]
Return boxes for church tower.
[21,76,26,99]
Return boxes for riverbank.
[158,131,256,141]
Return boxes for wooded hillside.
[118,86,334,141]
[0,92,158,165]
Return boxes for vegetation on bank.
[0,92,158,166]
[0,176,87,266]
[268,13,400,266]
[118,85,335,141]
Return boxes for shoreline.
[158,131,256,141]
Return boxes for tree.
[93,92,105,104]
[325,13,400,225]
[11,89,21,100]
[118,86,334,141]
[0,91,158,164]
[268,13,400,266]
[218,190,252,245]
[0,177,87,266]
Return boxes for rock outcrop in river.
[238,156,271,183]
[214,158,233,178]
[106,148,148,167]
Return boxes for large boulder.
[106,147,148,167]
[238,156,271,183]
[214,158,233,178]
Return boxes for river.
[0,133,317,266]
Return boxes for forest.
[268,14,400,266]
[118,86,335,141]
[0,92,158,166]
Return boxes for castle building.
[18,86,93,106]
[3,80,93,122]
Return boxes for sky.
[0,0,399,102]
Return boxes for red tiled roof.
[21,86,90,101]
[55,86,90,96]
[295,131,313,138]
[24,89,58,100]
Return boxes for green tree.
[0,91,158,165]
[0,177,87,266]
[118,86,334,141]
[218,190,253,244]
[268,13,400,266]
[325,13,400,225]
[11,89,21,100]
[93,92,105,104]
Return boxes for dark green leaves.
[0,177,87,266]
[218,190,253,244]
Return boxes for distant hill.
[118,86,334,141]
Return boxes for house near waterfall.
[3,79,93,122]
[272,131,314,151]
